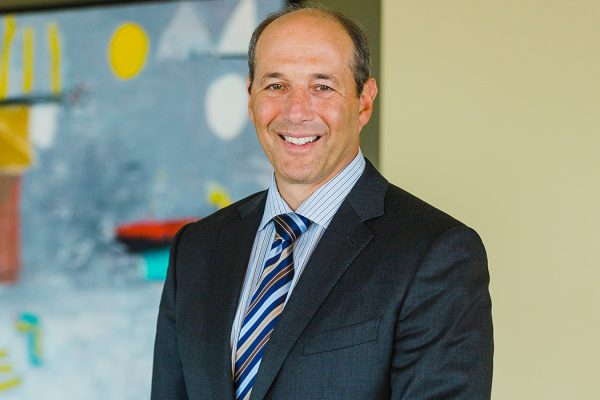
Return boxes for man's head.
[247,6,378,208]
[248,5,371,97]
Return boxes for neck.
[277,183,315,211]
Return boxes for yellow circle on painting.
[109,22,149,80]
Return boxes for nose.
[283,87,314,123]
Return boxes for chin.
[276,158,310,175]
[278,165,321,185]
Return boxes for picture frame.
[0,0,183,14]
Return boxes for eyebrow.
[311,73,338,84]
[260,72,284,82]
[259,72,340,84]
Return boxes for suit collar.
[344,158,388,222]
[238,190,267,219]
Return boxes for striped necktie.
[233,212,311,400]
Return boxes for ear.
[358,77,378,131]
[247,76,254,124]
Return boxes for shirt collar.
[259,149,366,230]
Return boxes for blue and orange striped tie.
[233,213,311,400]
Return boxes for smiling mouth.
[280,135,320,145]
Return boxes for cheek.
[252,97,282,127]
[317,102,350,132]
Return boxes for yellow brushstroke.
[109,22,149,80]
[0,16,17,99]
[0,350,6,358]
[0,365,12,373]
[207,184,232,210]
[32,328,42,362]
[0,377,21,391]
[35,340,43,363]
[47,23,61,94]
[0,106,32,173]
[15,320,29,333]
[23,26,34,93]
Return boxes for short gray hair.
[247,4,371,96]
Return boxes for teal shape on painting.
[16,313,42,367]
[141,248,170,280]
[19,313,38,325]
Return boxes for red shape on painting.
[0,175,21,284]
[115,218,197,253]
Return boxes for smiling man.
[152,5,493,400]
[247,9,377,211]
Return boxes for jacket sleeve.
[151,225,190,400]
[390,226,494,399]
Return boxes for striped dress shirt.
[230,149,366,369]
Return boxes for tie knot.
[273,213,311,243]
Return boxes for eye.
[266,83,285,91]
[314,84,332,92]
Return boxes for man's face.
[248,11,377,195]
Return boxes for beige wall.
[381,1,599,399]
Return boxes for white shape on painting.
[217,0,257,55]
[30,103,59,149]
[157,1,213,61]
[205,74,247,141]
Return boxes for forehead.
[255,11,354,68]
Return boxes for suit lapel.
[249,161,389,400]
[202,193,266,399]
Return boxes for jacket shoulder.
[382,183,470,239]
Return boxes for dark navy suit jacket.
[151,161,493,399]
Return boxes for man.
[152,5,493,400]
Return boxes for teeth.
[283,136,318,145]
